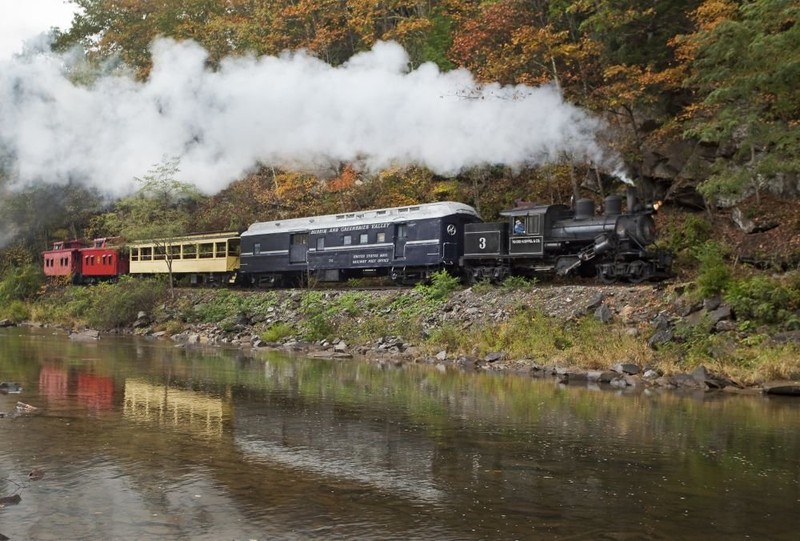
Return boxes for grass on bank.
[425,309,652,368]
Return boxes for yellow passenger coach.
[128,231,241,285]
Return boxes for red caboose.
[42,240,85,280]
[80,238,129,282]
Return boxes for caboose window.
[360,233,368,244]
[343,235,352,245]
[377,232,386,243]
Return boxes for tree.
[103,157,201,296]
[677,0,800,203]
[0,181,106,257]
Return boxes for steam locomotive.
[463,188,672,284]
[43,190,672,285]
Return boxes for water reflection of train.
[38,366,229,439]
[39,365,115,413]
[122,378,230,440]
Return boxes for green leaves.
[105,156,201,243]
[682,0,800,199]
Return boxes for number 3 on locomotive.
[479,237,486,250]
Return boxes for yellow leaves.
[386,18,433,42]
[274,171,319,202]
[670,0,737,65]
[600,58,687,110]
[692,0,737,32]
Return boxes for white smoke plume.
[0,39,616,196]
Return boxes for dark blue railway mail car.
[239,202,481,285]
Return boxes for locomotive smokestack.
[626,187,639,214]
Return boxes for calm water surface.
[1,327,799,540]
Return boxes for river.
[1,327,799,540]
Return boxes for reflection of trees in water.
[241,356,800,468]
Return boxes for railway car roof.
[127,231,240,248]
[242,202,481,236]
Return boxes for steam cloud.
[1,39,616,196]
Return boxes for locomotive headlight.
[653,200,663,211]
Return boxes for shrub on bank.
[414,270,461,301]
[0,264,44,302]
[31,276,167,329]
[725,273,800,327]
[86,277,168,329]
[694,241,731,298]
[261,322,295,343]
[1,300,31,323]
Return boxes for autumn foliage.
[40,0,798,228]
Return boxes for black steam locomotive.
[462,188,672,283]
[237,189,671,286]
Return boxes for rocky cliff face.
[640,137,800,207]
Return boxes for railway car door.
[290,233,309,263]
[442,222,459,264]
[393,224,408,260]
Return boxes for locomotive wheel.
[626,261,651,284]
[597,268,616,284]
